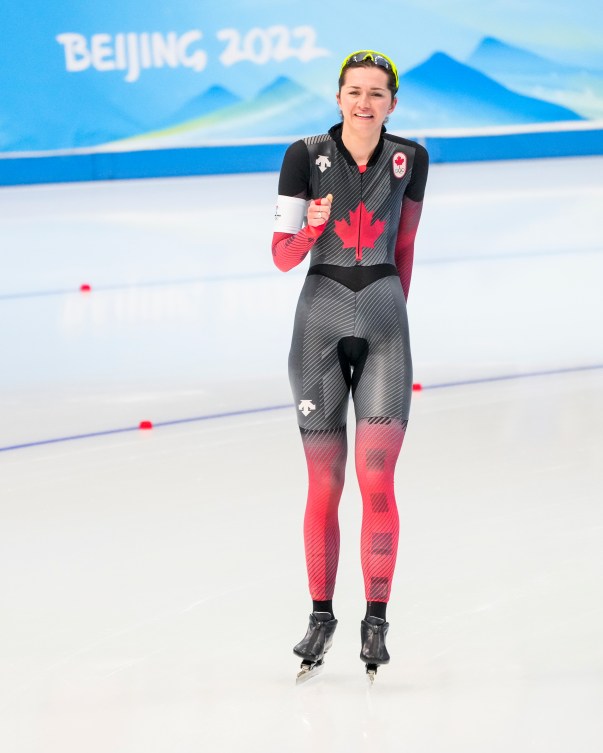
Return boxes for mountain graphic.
[114,77,336,147]
[2,81,148,151]
[387,51,584,131]
[164,86,242,126]
[107,53,588,150]
[468,37,580,76]
[221,76,335,136]
[466,37,603,120]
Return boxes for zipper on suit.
[356,171,364,263]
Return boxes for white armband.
[273,195,307,233]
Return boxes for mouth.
[354,113,374,119]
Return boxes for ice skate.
[360,616,390,684]
[293,611,337,683]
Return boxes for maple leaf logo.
[334,203,385,261]
[392,151,407,178]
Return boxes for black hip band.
[307,264,398,292]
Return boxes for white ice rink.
[1,156,602,752]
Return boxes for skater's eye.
[345,88,385,98]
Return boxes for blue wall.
[2,1,602,184]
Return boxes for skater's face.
[337,67,397,134]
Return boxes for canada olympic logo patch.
[393,152,407,179]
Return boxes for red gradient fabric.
[271,223,326,272]
[300,418,406,603]
[394,198,424,300]
[300,428,347,600]
[355,418,406,602]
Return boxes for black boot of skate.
[294,611,337,682]
[360,616,390,683]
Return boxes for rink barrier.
[1,126,603,185]
[1,363,602,454]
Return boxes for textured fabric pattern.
[395,197,424,300]
[272,224,326,273]
[300,418,406,602]
[276,122,427,607]
[273,124,428,296]
[303,135,412,267]
[356,418,406,601]
[300,427,348,600]
[289,272,411,603]
[354,277,412,420]
[288,275,412,431]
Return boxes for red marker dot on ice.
[80,283,92,292]
[412,383,423,392]
[139,421,153,430]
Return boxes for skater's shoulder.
[384,132,429,161]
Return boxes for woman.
[272,50,429,681]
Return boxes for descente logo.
[56,31,207,83]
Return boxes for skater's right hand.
[307,194,333,227]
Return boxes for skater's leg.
[287,276,352,606]
[300,426,347,602]
[353,418,406,673]
[355,417,406,605]
[350,276,412,675]
[365,600,387,620]
[293,423,346,679]
[351,276,411,608]
[313,599,334,617]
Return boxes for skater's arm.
[394,145,429,300]
[272,194,332,272]
[272,225,325,272]
[272,140,327,272]
[394,198,423,301]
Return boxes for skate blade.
[296,659,324,684]
[365,663,378,685]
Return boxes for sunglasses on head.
[339,50,399,89]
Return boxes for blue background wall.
[1,0,602,183]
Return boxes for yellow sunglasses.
[339,50,399,90]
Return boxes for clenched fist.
[307,193,334,227]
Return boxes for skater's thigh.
[353,279,412,421]
[289,276,354,430]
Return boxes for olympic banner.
[1,0,602,180]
